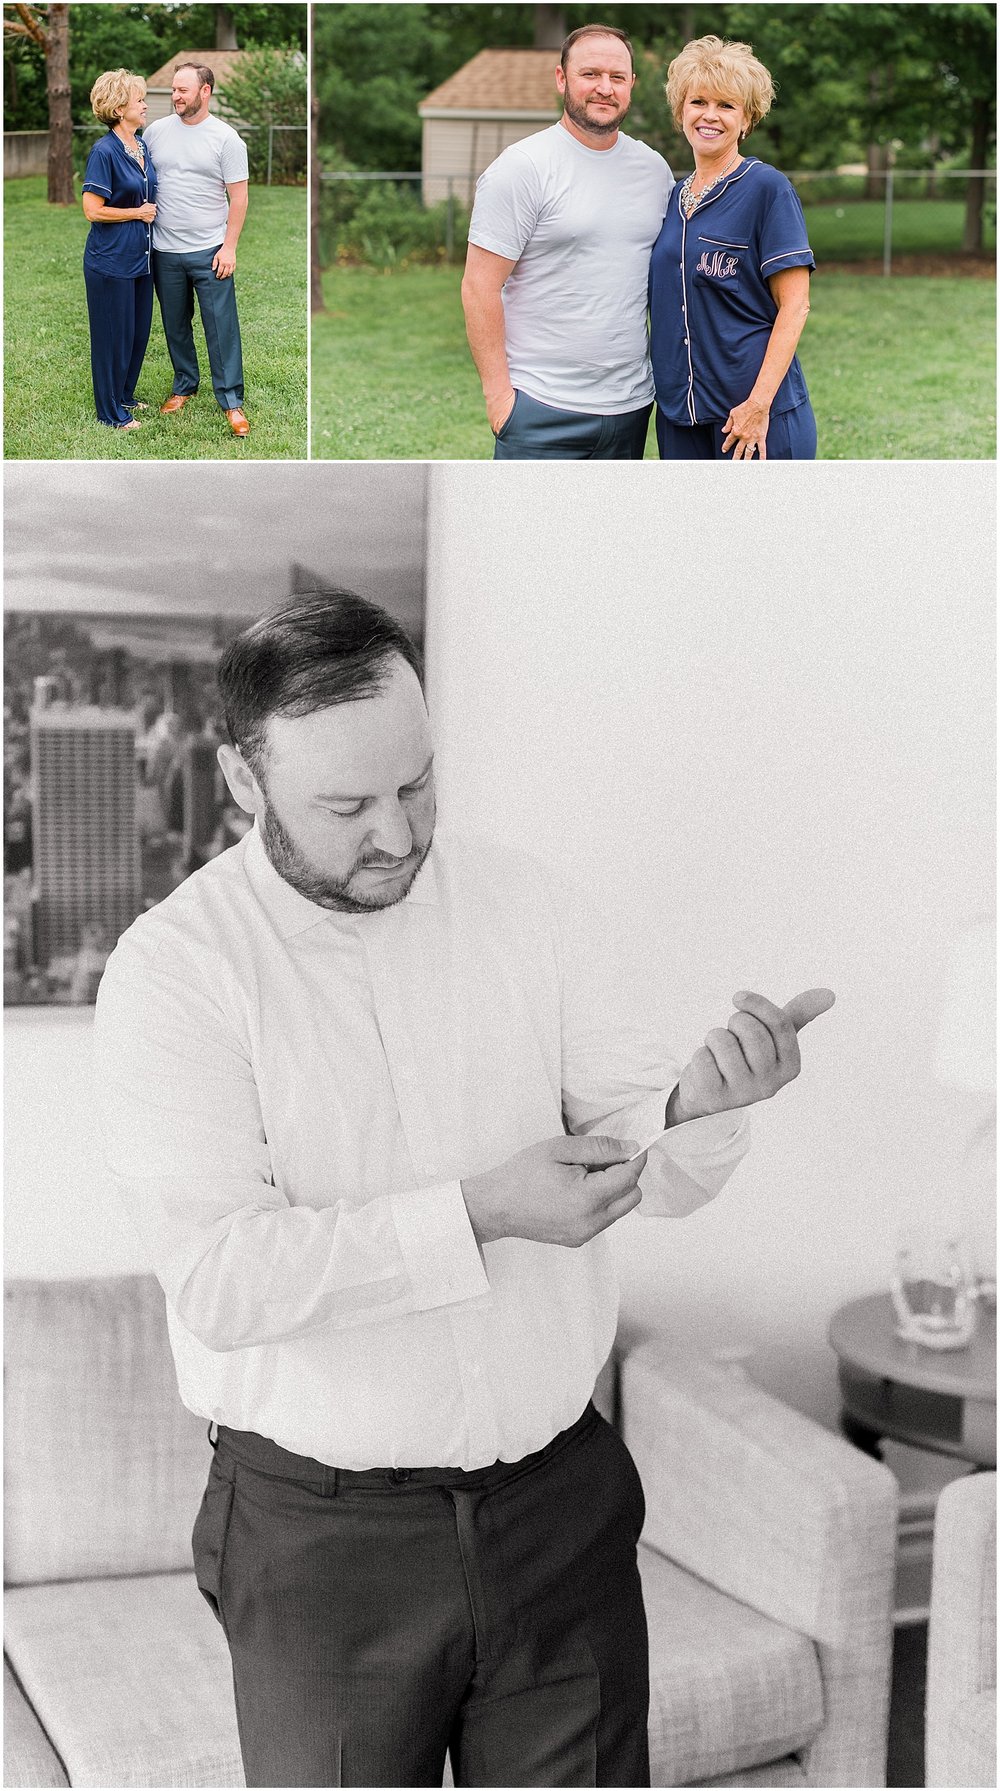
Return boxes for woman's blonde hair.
[90,69,145,127]
[666,36,774,135]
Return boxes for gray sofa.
[4,1275,899,1787]
[925,1469,996,1789]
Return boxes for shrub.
[216,46,307,185]
[328,180,469,268]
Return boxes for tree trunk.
[310,8,324,312]
[533,6,566,50]
[865,139,886,203]
[215,5,239,51]
[926,132,941,200]
[961,98,989,254]
[864,66,887,202]
[45,4,73,205]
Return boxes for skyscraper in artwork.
[30,702,141,969]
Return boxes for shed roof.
[420,50,561,115]
[145,50,250,90]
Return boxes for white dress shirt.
[94,826,748,1470]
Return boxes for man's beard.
[563,90,629,137]
[259,796,434,914]
[175,97,202,118]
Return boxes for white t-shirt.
[468,123,673,414]
[142,112,249,254]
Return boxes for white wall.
[424,462,995,1426]
[5,1008,150,1279]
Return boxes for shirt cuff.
[390,1180,491,1313]
[660,1106,749,1159]
[639,1108,751,1217]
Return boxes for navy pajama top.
[648,158,814,426]
[82,130,157,280]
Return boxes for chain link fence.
[71,122,307,185]
[319,166,996,273]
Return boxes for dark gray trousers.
[192,1401,650,1788]
[492,391,652,460]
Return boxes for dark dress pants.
[193,1402,650,1788]
[493,391,652,460]
[152,245,244,409]
[83,268,154,425]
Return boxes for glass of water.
[890,1223,977,1351]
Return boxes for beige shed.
[419,50,561,206]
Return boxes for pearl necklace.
[680,152,741,216]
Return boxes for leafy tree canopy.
[4,1,307,130]
[314,1,995,174]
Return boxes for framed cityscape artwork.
[3,464,428,1006]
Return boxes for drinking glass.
[890,1223,977,1350]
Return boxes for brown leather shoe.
[225,407,250,437]
[160,393,194,414]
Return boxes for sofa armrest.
[3,1660,69,1788]
[619,1338,898,1647]
[619,1338,900,1788]
[926,1471,997,1789]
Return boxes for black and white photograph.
[3,454,995,1791]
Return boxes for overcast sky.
[3,465,428,631]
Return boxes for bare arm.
[461,242,519,434]
[82,192,156,224]
[721,266,812,461]
[214,179,249,279]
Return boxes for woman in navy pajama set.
[82,70,158,431]
[649,36,816,462]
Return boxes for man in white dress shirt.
[95,591,833,1789]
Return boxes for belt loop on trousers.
[207,1420,219,1451]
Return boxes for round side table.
[828,1292,996,1468]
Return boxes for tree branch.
[2,4,51,50]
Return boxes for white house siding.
[421,113,556,206]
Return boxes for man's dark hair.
[217,590,423,777]
[174,61,215,92]
[560,24,634,73]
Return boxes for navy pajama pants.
[152,246,244,411]
[656,398,818,460]
[84,268,154,426]
[193,1401,651,1787]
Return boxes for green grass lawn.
[312,260,996,461]
[3,177,307,460]
[801,195,997,263]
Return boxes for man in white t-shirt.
[142,63,251,437]
[462,24,673,460]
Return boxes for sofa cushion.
[4,1660,70,1788]
[639,1543,823,1787]
[695,1762,809,1787]
[4,1276,210,1583]
[4,1572,244,1788]
[943,1688,997,1791]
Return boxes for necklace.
[115,129,145,166]
[680,152,741,216]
